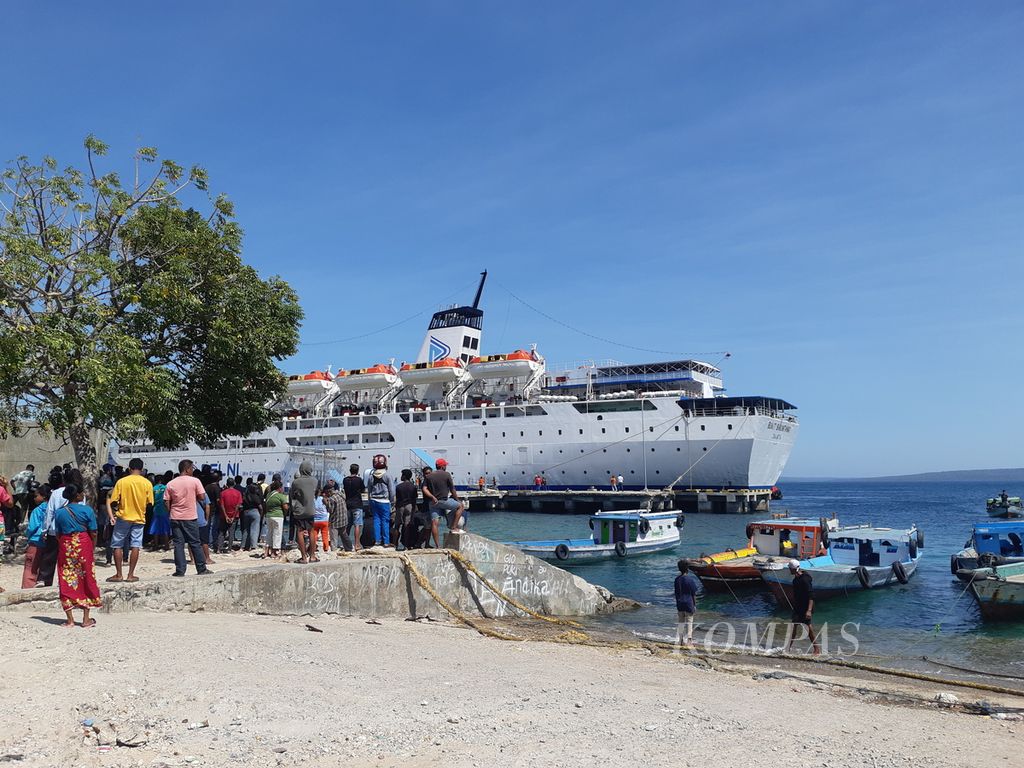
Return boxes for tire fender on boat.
[915,530,925,549]
[949,555,959,576]
[676,514,685,529]
[555,543,570,561]
[891,560,909,585]
[745,523,755,540]
[856,566,872,589]
[614,541,627,557]
[639,519,651,537]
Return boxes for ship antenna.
[472,270,488,309]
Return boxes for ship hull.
[116,397,798,489]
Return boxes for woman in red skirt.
[53,483,101,628]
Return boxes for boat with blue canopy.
[756,524,924,602]
[950,520,1024,581]
[507,509,682,563]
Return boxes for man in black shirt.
[393,469,419,550]
[786,559,820,654]
[342,464,365,551]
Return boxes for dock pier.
[467,487,772,514]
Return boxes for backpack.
[369,472,390,499]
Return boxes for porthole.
[728,424,732,430]
[700,425,706,431]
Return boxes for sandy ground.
[0,606,1020,768]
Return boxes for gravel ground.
[0,610,1019,768]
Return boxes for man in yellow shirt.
[106,458,154,582]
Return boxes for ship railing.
[679,406,797,421]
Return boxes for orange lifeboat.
[337,363,400,391]
[286,370,337,396]
[399,357,465,385]
[467,350,541,379]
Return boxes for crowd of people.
[0,453,469,627]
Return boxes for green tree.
[0,137,303,501]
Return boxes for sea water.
[471,481,1024,676]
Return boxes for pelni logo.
[428,336,451,362]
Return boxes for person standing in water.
[785,559,820,654]
[673,560,701,645]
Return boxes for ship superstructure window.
[572,400,656,414]
[241,439,276,448]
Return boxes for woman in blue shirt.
[53,483,101,628]
[20,484,51,589]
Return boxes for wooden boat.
[950,521,1024,581]
[986,497,1023,518]
[508,510,682,563]
[968,561,1024,620]
[757,524,924,603]
[685,514,838,592]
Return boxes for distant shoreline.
[784,468,1024,484]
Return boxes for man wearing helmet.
[422,458,465,536]
[366,454,396,547]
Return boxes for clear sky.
[3,2,1023,477]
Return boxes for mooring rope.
[446,550,582,628]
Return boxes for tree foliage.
[0,137,303,485]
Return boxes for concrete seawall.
[0,533,633,621]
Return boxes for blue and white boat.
[951,520,1024,581]
[507,510,683,563]
[756,524,923,602]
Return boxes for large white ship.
[116,273,798,490]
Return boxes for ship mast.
[472,270,488,309]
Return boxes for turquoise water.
[471,481,1024,675]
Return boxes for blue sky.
[3,2,1023,476]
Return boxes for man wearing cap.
[106,457,154,582]
[786,559,820,654]
[422,458,465,537]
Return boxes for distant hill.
[785,468,1024,484]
